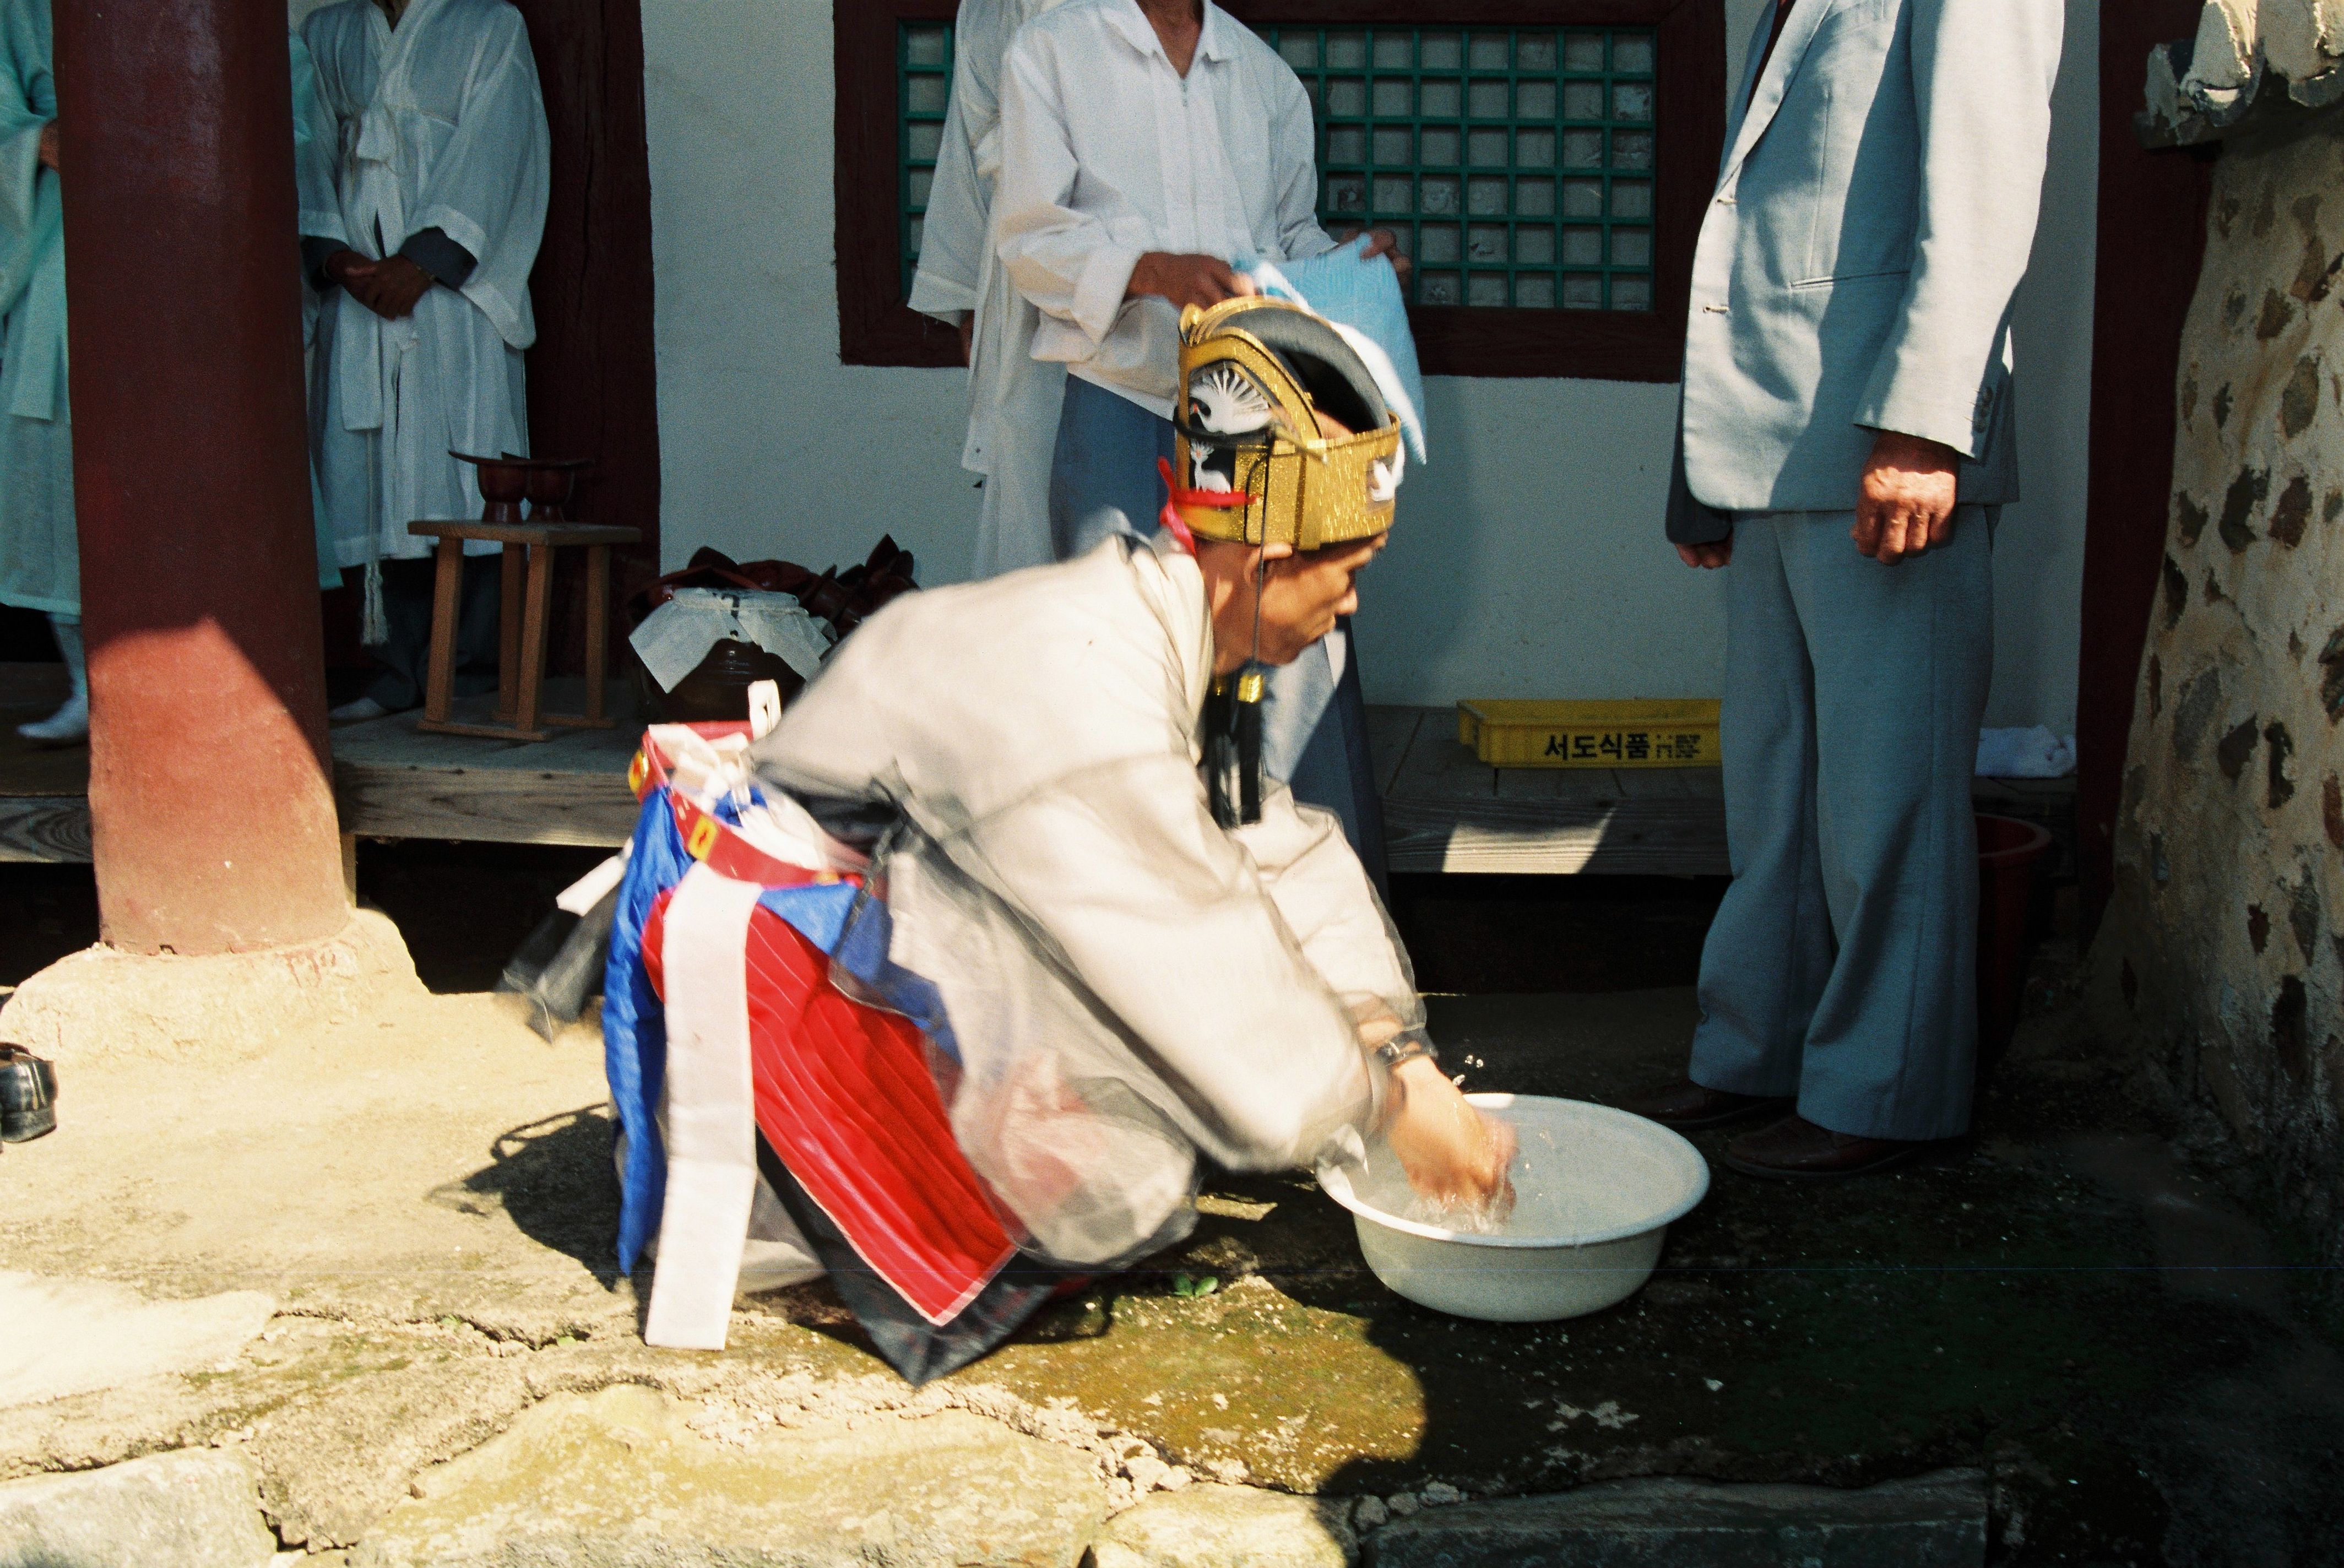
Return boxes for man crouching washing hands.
[607,299,1508,1381]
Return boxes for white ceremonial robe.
[302,0,549,568]
[292,27,345,593]
[907,0,1074,580]
[995,0,1335,416]
[752,536,1421,1266]
[0,0,73,618]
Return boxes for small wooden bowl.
[452,451,531,523]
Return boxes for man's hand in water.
[1386,1056,1515,1217]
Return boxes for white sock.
[17,691,86,742]
[17,617,88,743]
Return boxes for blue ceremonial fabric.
[757,881,860,954]
[603,791,876,1278]
[604,794,691,1276]
[1242,236,1428,463]
[832,887,964,1068]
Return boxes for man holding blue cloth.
[994,0,1408,882]
[1625,0,2064,1178]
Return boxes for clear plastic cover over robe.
[752,536,1426,1268]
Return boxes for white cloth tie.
[642,863,768,1351]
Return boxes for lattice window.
[898,23,956,298]
[1260,26,1658,312]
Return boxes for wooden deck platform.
[0,664,2071,877]
[1370,706,1729,874]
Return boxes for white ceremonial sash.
[642,862,764,1351]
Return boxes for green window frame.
[1258,24,1661,314]
[899,22,956,300]
[839,1,1726,379]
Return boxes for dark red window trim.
[836,0,965,370]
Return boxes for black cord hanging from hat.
[1205,553,1268,829]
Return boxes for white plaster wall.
[641,1,987,610]
[638,0,2097,727]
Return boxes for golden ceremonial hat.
[1171,297,1407,552]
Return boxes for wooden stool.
[406,520,642,742]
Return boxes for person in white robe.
[294,27,353,599]
[300,0,549,720]
[751,527,1511,1269]
[0,11,373,746]
[992,0,1404,882]
[905,0,1073,580]
[0,0,78,744]
[618,302,1507,1365]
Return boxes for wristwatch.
[1373,1034,1437,1072]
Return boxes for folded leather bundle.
[627,536,917,641]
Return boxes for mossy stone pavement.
[3,973,2341,1562]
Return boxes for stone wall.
[2100,7,2344,1274]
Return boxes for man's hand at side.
[1128,251,1256,312]
[1675,540,1732,570]
[36,121,57,171]
[1854,430,1960,564]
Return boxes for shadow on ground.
[800,968,2341,1568]
[9,842,2340,1564]
[428,1105,626,1288]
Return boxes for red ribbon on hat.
[1157,457,1248,555]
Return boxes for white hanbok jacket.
[907,0,1073,580]
[751,536,1422,1266]
[300,0,549,569]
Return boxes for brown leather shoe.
[1616,1078,1794,1131]
[1720,1115,1937,1181]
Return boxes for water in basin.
[1358,1102,1707,1245]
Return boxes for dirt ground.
[3,850,2341,1564]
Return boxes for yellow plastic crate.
[1457,699,1723,768]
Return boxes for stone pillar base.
[0,909,424,1064]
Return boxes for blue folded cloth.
[1241,236,1428,463]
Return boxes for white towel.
[1242,236,1429,464]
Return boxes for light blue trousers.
[1689,507,1995,1141]
[1048,376,1389,887]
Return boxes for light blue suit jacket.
[1667,0,2063,543]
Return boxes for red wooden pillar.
[2075,1,2214,931]
[52,0,348,953]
